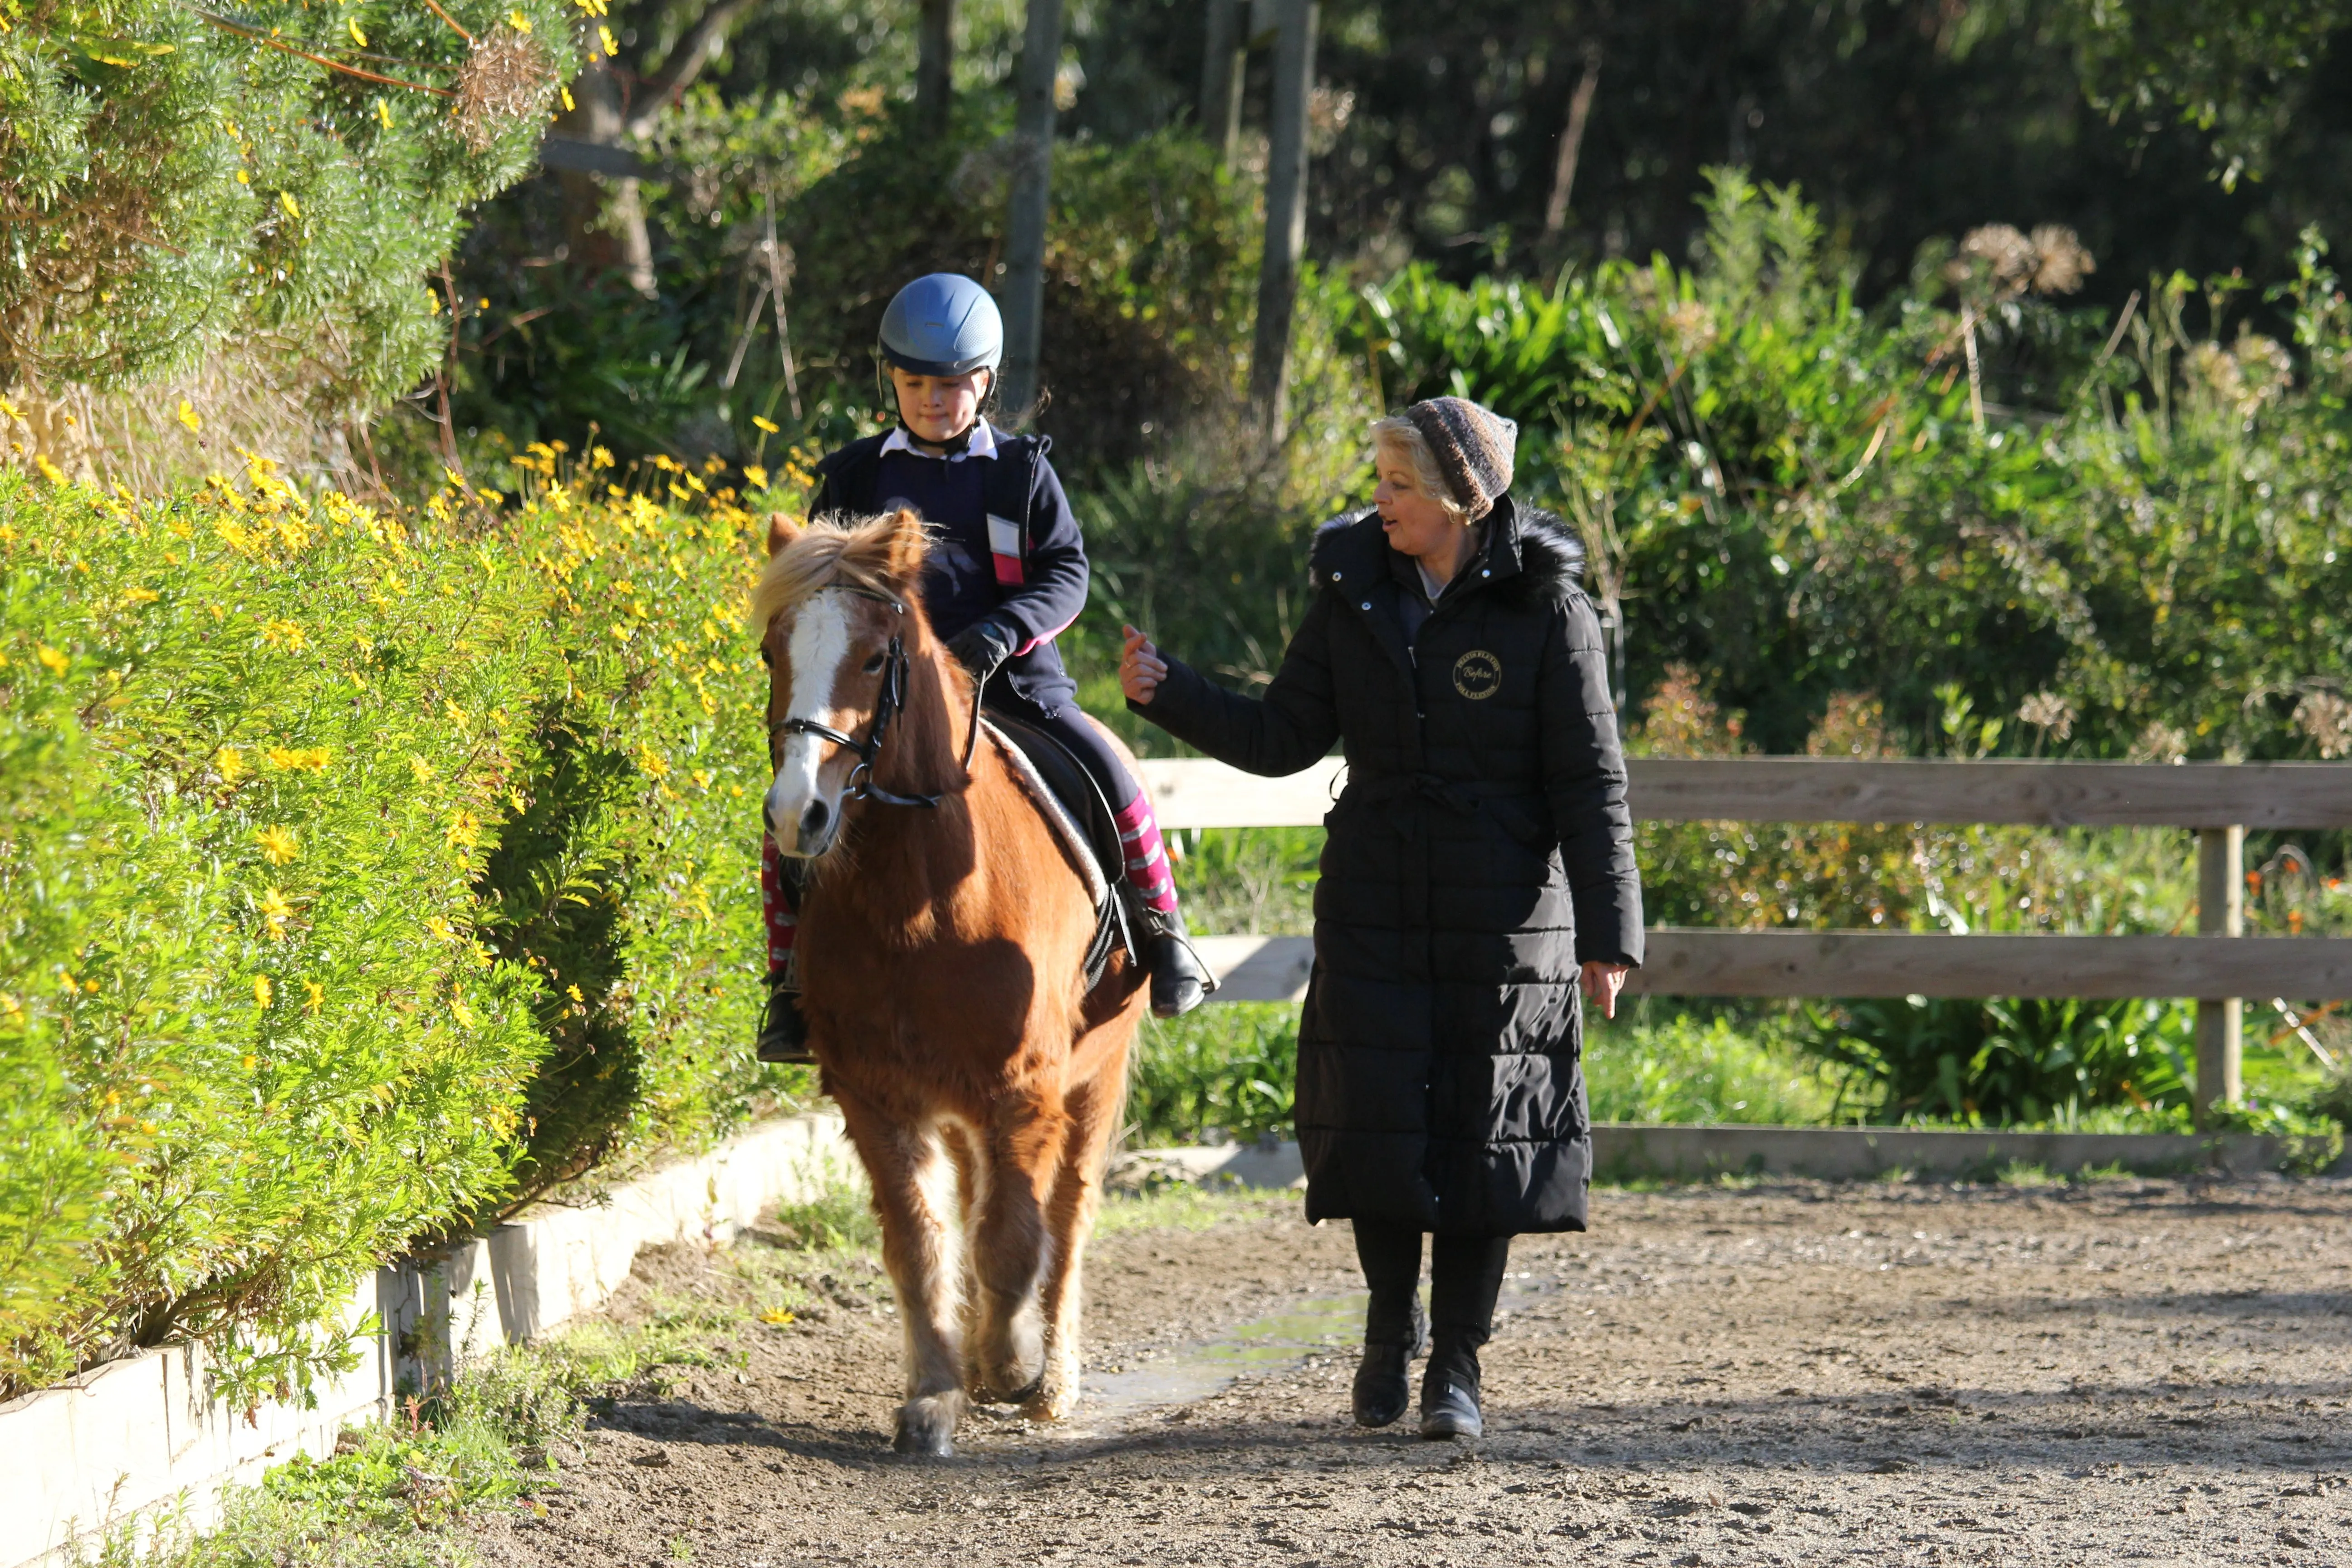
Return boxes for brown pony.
[755,507,1148,1457]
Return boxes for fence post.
[2195,824,2244,1128]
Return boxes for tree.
[916,0,955,134]
[998,0,1066,418]
[0,0,570,452]
[1248,0,1316,436]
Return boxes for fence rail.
[1143,755,2352,1122]
[1137,756,2352,830]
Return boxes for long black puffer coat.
[1133,497,1643,1235]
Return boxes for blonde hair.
[752,510,921,633]
[1370,416,1468,521]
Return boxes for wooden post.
[1199,0,1245,166]
[996,0,1066,421]
[1248,0,1316,438]
[2195,825,2244,1127]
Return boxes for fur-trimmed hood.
[1308,493,1588,607]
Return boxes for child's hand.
[1120,625,1167,706]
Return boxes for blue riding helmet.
[878,273,1004,378]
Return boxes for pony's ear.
[881,507,929,584]
[766,511,803,558]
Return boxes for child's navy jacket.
[809,421,1084,712]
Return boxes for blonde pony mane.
[753,510,929,632]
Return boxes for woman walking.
[1119,397,1642,1438]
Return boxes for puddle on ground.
[1076,1271,1559,1425]
[1083,1293,1368,1420]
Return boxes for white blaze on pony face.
[767,590,855,857]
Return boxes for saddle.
[983,715,1137,992]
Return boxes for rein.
[768,592,947,810]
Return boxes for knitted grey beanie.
[1403,396,1517,522]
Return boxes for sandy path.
[469,1176,2352,1566]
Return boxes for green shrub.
[0,459,793,1405]
[0,467,549,1406]
[2,0,572,475]
[1800,994,2195,1126]
[1584,1011,1837,1125]
[479,453,797,1203]
[1127,1003,1299,1147]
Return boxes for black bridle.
[767,595,943,810]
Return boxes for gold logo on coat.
[1452,649,1502,700]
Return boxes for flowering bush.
[0,456,787,1406]
[0,465,549,1405]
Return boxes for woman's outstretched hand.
[1121,624,1167,706]
[1581,961,1630,1019]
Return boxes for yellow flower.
[446,810,481,848]
[278,191,300,220]
[445,700,470,728]
[266,745,332,772]
[507,8,529,30]
[257,887,293,938]
[34,454,64,484]
[34,643,68,676]
[253,974,273,1008]
[566,984,583,1002]
[241,1054,258,1071]
[216,746,248,782]
[255,825,299,864]
[758,1308,796,1325]
[260,619,306,650]
[451,994,477,1029]
[176,399,201,434]
[559,84,573,112]
[743,465,769,489]
[123,585,160,606]
[408,755,435,786]
[597,22,617,55]
[375,98,394,128]
[346,15,366,44]
[590,445,614,469]
[236,169,250,186]
[426,914,459,942]
[751,416,780,435]
[304,980,322,1013]
[636,746,671,780]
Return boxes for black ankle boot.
[1352,1288,1431,1427]
[1136,906,1213,1017]
[1419,1340,1484,1440]
[755,980,813,1064]
[1352,1341,1413,1427]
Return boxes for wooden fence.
[1138,756,2352,1123]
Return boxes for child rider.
[756,272,1213,1062]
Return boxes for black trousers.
[1352,1222,1512,1351]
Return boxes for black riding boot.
[1420,1234,1511,1440]
[1352,1224,1431,1428]
[755,978,813,1064]
[755,854,813,1064]
[1134,903,1213,1018]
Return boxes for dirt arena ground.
[468,1174,2352,1567]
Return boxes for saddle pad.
[982,719,1110,913]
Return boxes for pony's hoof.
[1019,1358,1080,1423]
[892,1395,959,1458]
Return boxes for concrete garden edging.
[0,1111,854,1568]
[1111,1122,2347,1191]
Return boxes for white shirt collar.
[880,420,999,462]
